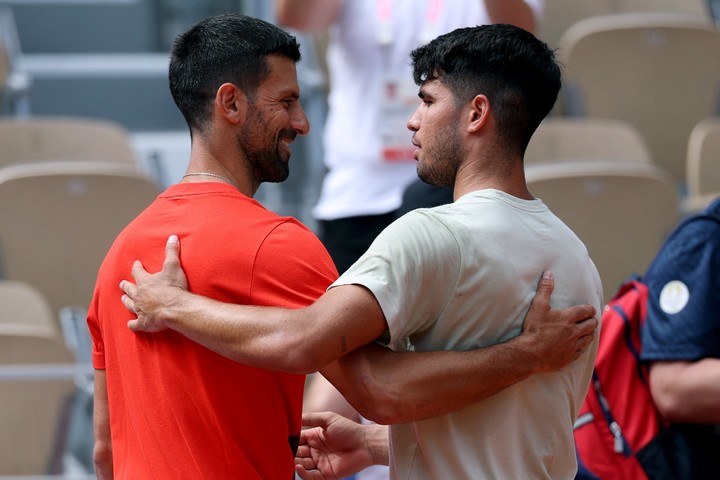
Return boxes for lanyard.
[376,0,444,46]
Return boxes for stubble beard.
[239,105,292,184]
[417,122,464,187]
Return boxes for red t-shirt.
[87,183,338,479]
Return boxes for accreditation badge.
[379,74,418,163]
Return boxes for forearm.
[93,370,113,480]
[275,0,341,32]
[94,443,114,480]
[153,285,386,374]
[483,0,537,34]
[321,336,541,424]
[161,291,326,373]
[650,358,720,424]
[364,423,390,466]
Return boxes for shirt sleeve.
[641,216,720,361]
[331,210,461,346]
[252,219,338,309]
[86,296,105,370]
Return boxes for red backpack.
[573,277,666,480]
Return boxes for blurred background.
[0,0,327,228]
[0,0,718,478]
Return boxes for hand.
[294,412,381,480]
[120,235,189,332]
[522,271,598,372]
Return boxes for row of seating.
[0,115,159,474]
[0,279,82,475]
[528,116,720,215]
[556,12,720,188]
[540,0,715,47]
[1,114,718,320]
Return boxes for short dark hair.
[410,24,561,155]
[169,14,301,134]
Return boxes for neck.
[183,138,254,196]
[181,172,240,191]
[452,153,533,201]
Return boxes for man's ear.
[215,82,248,125]
[467,94,491,133]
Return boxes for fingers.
[163,235,181,273]
[294,464,324,480]
[575,331,596,355]
[119,279,137,299]
[130,259,149,283]
[302,412,333,429]
[576,315,599,335]
[537,270,555,292]
[530,271,554,311]
[127,318,141,332]
[564,304,597,324]
[573,316,598,354]
[120,293,137,314]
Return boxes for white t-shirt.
[332,189,603,479]
[313,0,544,220]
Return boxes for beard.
[416,121,464,187]
[238,104,295,184]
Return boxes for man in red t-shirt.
[87,14,336,479]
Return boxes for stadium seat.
[527,118,652,165]
[0,116,140,167]
[0,161,160,330]
[526,160,680,303]
[0,280,76,475]
[558,13,720,187]
[685,117,720,212]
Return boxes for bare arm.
[93,370,113,480]
[650,359,720,424]
[320,271,597,424]
[275,0,342,32]
[484,0,538,34]
[122,236,388,374]
[122,237,596,418]
[304,373,360,419]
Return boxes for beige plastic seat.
[526,118,652,165]
[0,161,160,329]
[0,115,139,167]
[685,117,720,212]
[540,0,712,48]
[0,279,63,330]
[558,13,720,186]
[526,160,679,303]
[539,0,614,48]
[615,0,710,16]
[0,279,76,475]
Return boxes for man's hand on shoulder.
[121,235,190,332]
[521,271,598,373]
